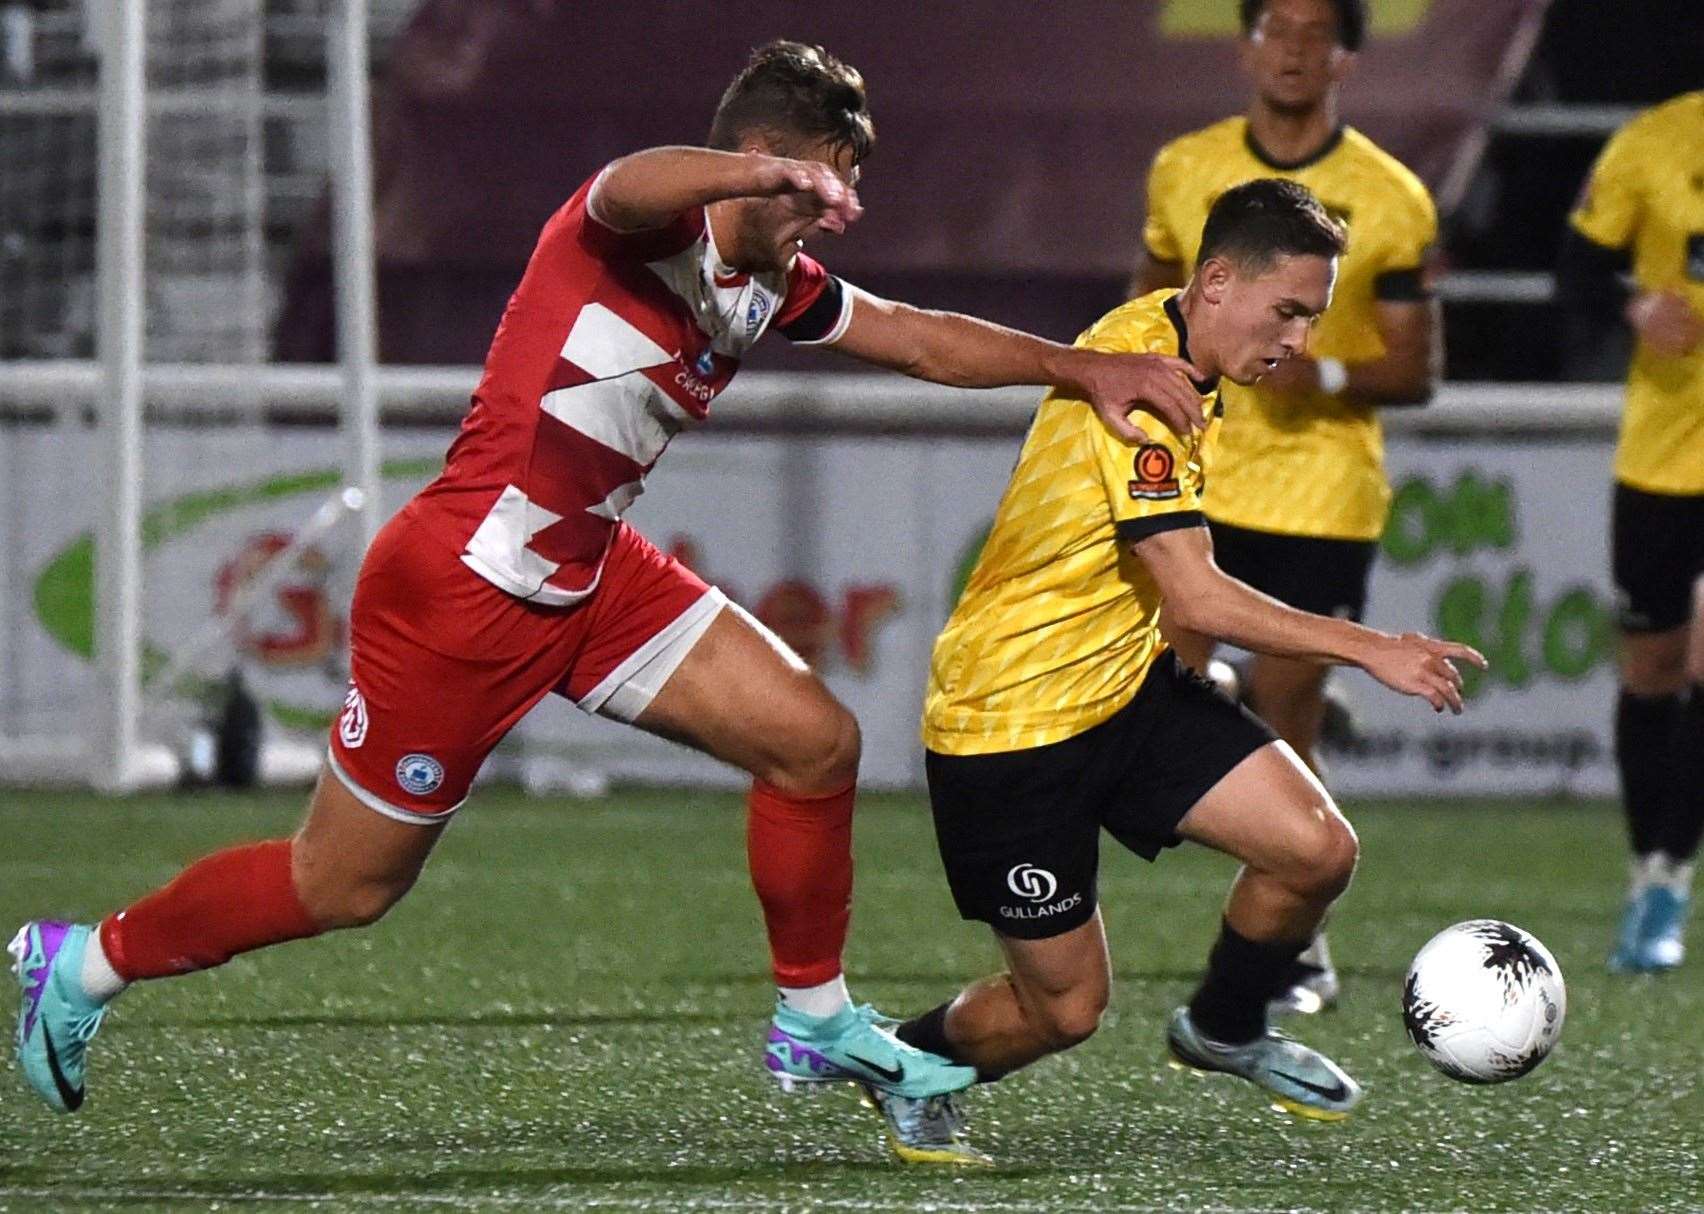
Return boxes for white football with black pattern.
[1402,919,1566,1084]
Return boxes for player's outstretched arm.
[589,146,861,234]
[830,292,1206,442]
[1133,524,1486,713]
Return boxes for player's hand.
[1256,353,1319,394]
[1359,632,1488,715]
[756,157,864,234]
[1627,290,1704,358]
[1072,351,1207,443]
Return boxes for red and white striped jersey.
[413,166,854,607]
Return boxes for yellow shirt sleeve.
[1071,297,1211,539]
[1569,122,1644,250]
[1091,411,1206,540]
[1390,191,1439,273]
[1142,148,1183,264]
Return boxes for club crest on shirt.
[1129,443,1182,500]
[745,291,772,338]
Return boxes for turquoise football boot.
[1608,886,1650,973]
[1635,886,1688,971]
[764,1000,975,1099]
[1166,1006,1362,1122]
[10,922,109,1113]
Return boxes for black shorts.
[1612,482,1704,633]
[1207,519,1378,621]
[924,649,1277,940]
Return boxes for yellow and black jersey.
[1569,91,1704,496]
[922,290,1222,756]
[1143,117,1437,540]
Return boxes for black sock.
[1663,685,1704,862]
[1188,920,1308,1045]
[896,1002,955,1059]
[1617,689,1680,858]
[897,1000,1006,1084]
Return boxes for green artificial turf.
[1,787,1697,1212]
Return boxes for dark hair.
[1196,179,1347,273]
[1239,0,1366,52]
[708,41,875,166]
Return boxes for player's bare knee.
[768,700,861,794]
[1263,805,1357,902]
[1301,813,1359,902]
[312,875,415,930]
[292,846,417,930]
[1033,987,1108,1051]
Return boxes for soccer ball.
[1401,919,1566,1084]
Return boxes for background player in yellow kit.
[1557,90,1704,974]
[1130,0,1442,1013]
[869,181,1484,1165]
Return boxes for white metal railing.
[0,86,327,120]
[0,362,1623,434]
[1432,271,1556,305]
[1492,104,1639,138]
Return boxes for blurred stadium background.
[2,4,1703,1210]
[5,0,1699,800]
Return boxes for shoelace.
[852,1002,900,1029]
[64,1007,107,1046]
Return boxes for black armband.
[1115,512,1206,544]
[1373,267,1431,302]
[777,276,852,345]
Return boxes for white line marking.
[0,1188,1261,1213]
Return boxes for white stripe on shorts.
[576,587,729,722]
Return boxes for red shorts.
[328,503,723,823]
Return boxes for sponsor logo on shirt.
[674,349,719,402]
[338,684,368,749]
[1129,443,1182,500]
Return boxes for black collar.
[1164,294,1220,397]
[1243,122,1345,172]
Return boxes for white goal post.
[0,0,385,790]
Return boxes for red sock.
[746,780,854,988]
[99,838,322,981]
